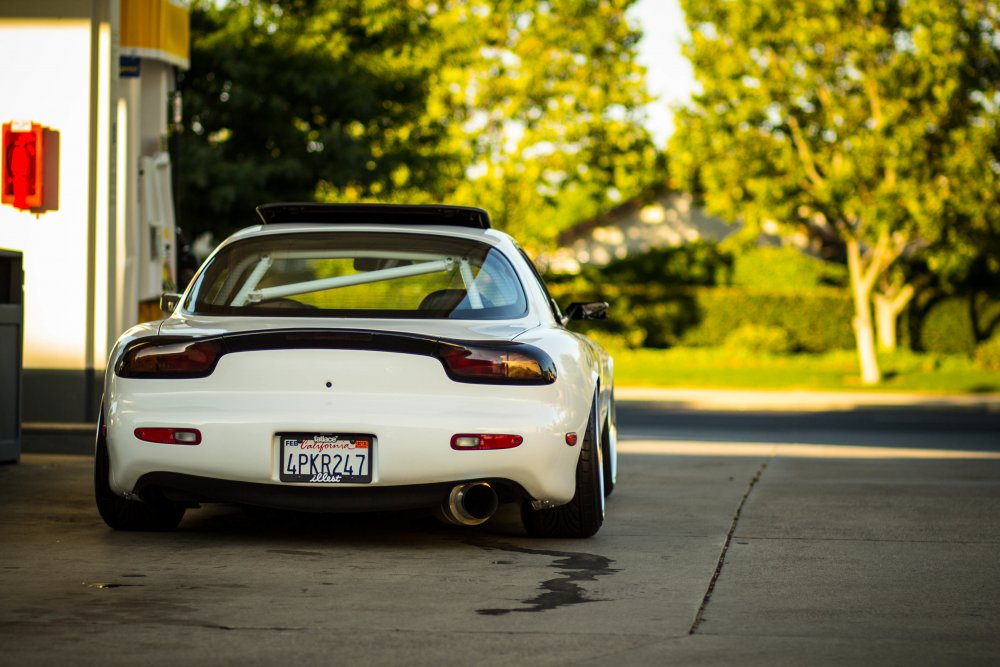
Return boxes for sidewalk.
[616,386,1000,412]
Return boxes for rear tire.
[95,416,185,532]
[522,398,604,538]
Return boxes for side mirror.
[160,292,182,314]
[564,301,609,321]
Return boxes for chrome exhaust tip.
[438,482,499,526]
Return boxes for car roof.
[256,203,491,230]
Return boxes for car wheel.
[521,397,604,538]
[94,415,185,531]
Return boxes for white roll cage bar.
[229,252,483,308]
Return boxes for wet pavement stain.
[471,541,619,616]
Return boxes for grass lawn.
[610,347,1000,394]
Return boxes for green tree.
[670,0,1000,383]
[425,0,663,251]
[179,0,661,254]
[177,0,457,239]
[873,91,1000,352]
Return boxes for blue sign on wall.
[119,56,141,78]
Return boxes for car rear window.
[185,232,528,319]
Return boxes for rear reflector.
[134,427,202,446]
[451,434,523,450]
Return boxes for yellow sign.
[120,0,190,70]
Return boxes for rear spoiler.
[256,203,491,230]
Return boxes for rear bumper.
[136,472,527,513]
[106,347,595,506]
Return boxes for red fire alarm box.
[2,121,45,210]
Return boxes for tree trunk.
[846,239,881,385]
[874,295,898,352]
[873,282,916,352]
[853,296,881,384]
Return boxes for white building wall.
[0,0,182,424]
[0,9,102,371]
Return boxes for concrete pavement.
[2,437,998,664]
[589,456,1000,665]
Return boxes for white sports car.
[96,204,616,538]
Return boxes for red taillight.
[134,427,202,445]
[117,339,223,378]
[451,434,523,450]
[438,345,555,384]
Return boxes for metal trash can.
[0,249,23,463]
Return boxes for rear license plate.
[278,433,373,483]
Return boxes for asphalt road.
[617,401,1000,451]
[2,399,999,665]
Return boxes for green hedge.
[975,336,1000,371]
[547,244,857,352]
[731,246,848,290]
[906,291,1000,355]
[549,281,1000,355]
[680,288,855,351]
[548,283,855,352]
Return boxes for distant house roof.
[544,190,739,274]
